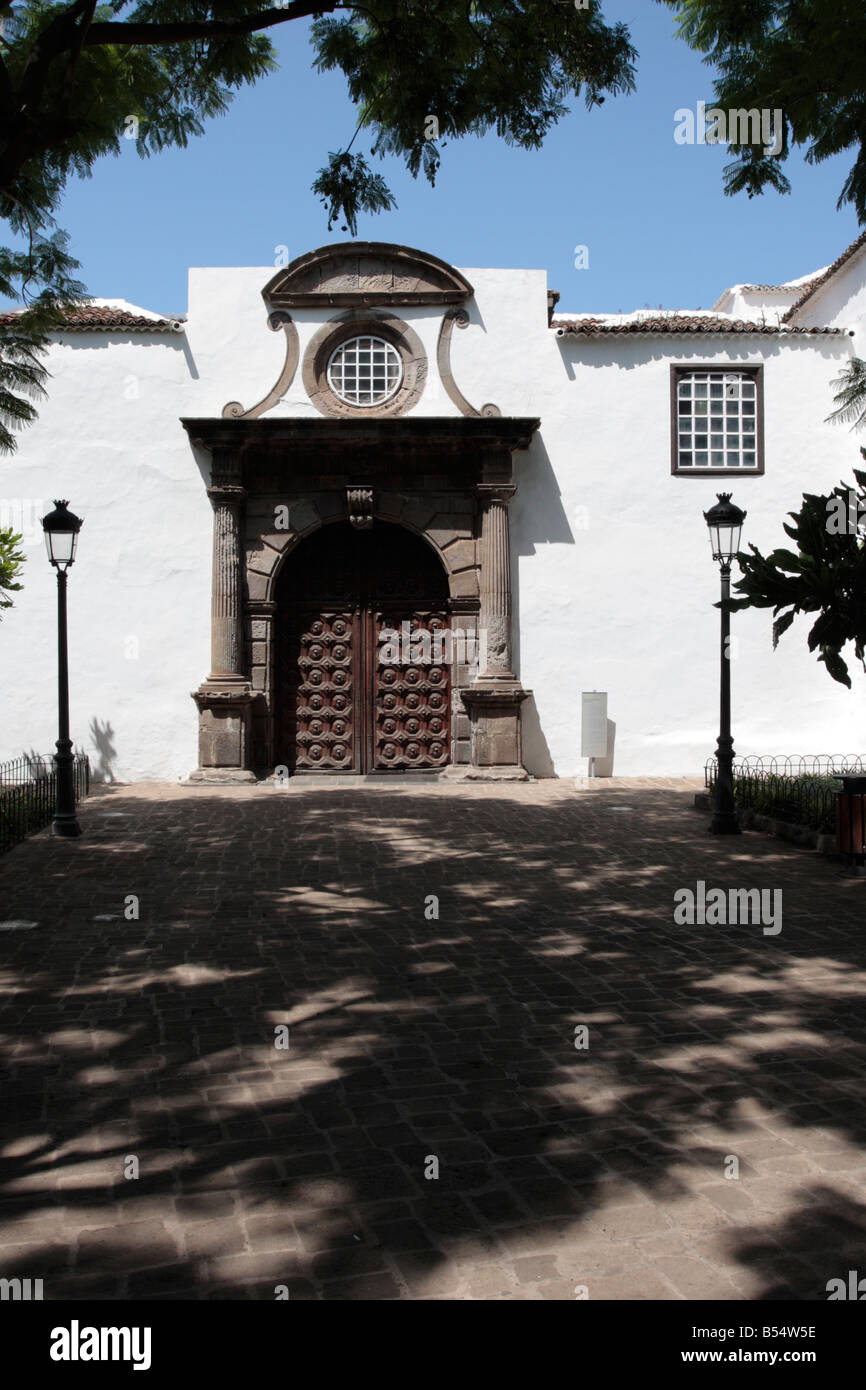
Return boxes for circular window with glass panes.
[326,335,403,408]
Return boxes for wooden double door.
[275,522,451,773]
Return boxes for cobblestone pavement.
[0,776,864,1301]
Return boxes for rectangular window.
[671,366,764,475]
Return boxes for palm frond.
[826,357,866,429]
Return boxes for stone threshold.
[276,772,446,786]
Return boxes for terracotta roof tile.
[551,315,844,336]
[0,305,183,331]
[781,229,866,323]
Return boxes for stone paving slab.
[0,776,864,1300]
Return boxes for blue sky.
[53,0,862,316]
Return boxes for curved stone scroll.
[222,312,299,420]
[436,309,501,419]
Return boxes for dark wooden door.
[284,609,358,771]
[371,610,450,770]
[276,523,450,773]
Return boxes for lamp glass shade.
[41,500,83,570]
[703,493,746,565]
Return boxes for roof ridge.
[781,228,866,323]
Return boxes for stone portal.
[183,411,537,780]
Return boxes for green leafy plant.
[0,524,25,617]
[827,358,866,431]
[726,454,866,688]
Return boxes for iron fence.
[704,754,866,834]
[0,753,90,856]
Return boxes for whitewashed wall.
[448,264,865,777]
[0,326,210,782]
[513,332,864,777]
[1,251,863,782]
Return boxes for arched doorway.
[274,521,452,773]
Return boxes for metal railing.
[704,754,865,833]
[0,753,90,856]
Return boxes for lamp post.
[703,492,746,836]
[41,500,83,838]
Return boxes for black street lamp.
[704,492,746,836]
[41,499,84,838]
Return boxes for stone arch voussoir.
[259,505,478,608]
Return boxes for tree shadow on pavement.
[0,780,864,1300]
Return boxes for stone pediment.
[262,242,473,309]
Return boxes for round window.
[326,335,403,408]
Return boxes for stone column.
[458,481,530,779]
[190,446,256,782]
[208,483,247,683]
[478,485,516,679]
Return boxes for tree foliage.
[659,0,866,222]
[826,357,866,432]
[726,454,866,688]
[0,0,637,449]
[0,231,86,451]
[0,524,25,616]
[6,0,866,466]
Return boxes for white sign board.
[581,691,608,759]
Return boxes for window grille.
[674,369,761,472]
[327,336,403,407]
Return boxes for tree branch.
[17,0,100,113]
[0,53,14,119]
[1,0,341,190]
[63,0,98,115]
[83,1,340,48]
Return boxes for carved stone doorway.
[183,413,540,782]
[275,521,451,773]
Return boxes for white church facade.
[1,234,864,783]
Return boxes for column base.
[460,683,530,775]
[191,680,255,779]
